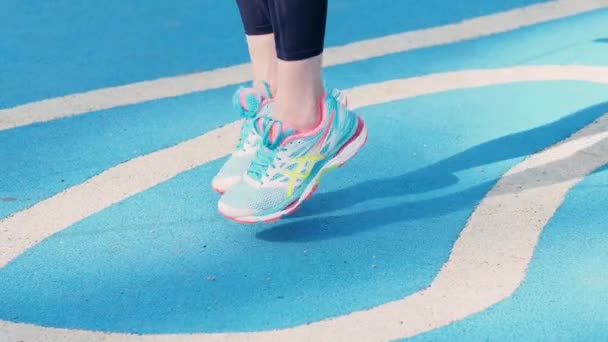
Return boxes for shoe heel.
[330,117,368,168]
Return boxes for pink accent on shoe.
[265,120,295,144]
[335,116,367,167]
[260,97,273,107]
[218,209,257,225]
[269,122,281,143]
[284,198,304,217]
[255,81,273,99]
[285,203,302,216]
[305,183,319,201]
[212,185,224,194]
[219,207,285,224]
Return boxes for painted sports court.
[1,0,607,340]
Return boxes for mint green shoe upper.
[218,91,361,219]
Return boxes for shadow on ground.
[257,101,608,242]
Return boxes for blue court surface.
[1,1,608,341]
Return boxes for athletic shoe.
[217,91,367,223]
[211,81,272,193]
[212,84,349,194]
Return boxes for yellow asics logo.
[284,154,325,197]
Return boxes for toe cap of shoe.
[211,176,241,193]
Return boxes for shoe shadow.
[256,101,608,242]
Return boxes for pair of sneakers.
[212,81,367,224]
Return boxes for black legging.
[235,0,328,61]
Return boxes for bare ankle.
[273,102,321,132]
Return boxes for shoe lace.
[247,118,286,182]
[233,87,263,151]
[236,120,255,151]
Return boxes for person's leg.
[235,0,277,94]
[218,0,369,223]
[267,0,328,131]
[211,0,278,194]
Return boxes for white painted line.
[0,120,241,268]
[1,65,608,341]
[1,0,606,131]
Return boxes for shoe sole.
[220,116,368,224]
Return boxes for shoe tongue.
[254,117,295,147]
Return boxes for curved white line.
[1,65,608,341]
[1,0,606,131]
